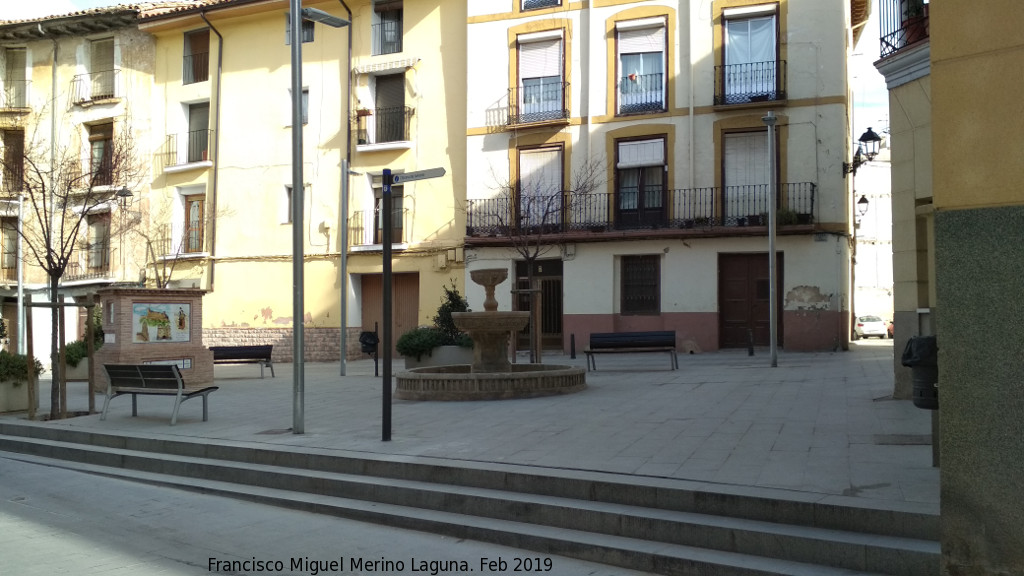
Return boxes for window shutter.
[519,38,561,78]
[617,139,664,168]
[618,25,665,55]
[724,132,769,187]
[91,38,114,72]
[519,147,562,197]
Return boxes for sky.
[5,0,889,137]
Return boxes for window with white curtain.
[517,33,564,123]
[518,147,563,228]
[723,7,778,104]
[616,138,666,228]
[723,131,771,223]
[617,19,666,114]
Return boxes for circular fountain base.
[395,364,586,401]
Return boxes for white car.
[854,315,889,339]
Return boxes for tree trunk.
[48,274,61,419]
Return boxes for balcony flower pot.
[796,213,812,225]
[356,108,373,117]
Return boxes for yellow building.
[876,1,1024,572]
[0,6,158,360]
[139,0,467,360]
[464,0,870,353]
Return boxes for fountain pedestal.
[395,268,585,401]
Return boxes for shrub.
[432,283,470,346]
[395,326,445,361]
[0,350,44,386]
[64,306,105,368]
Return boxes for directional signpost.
[382,167,446,441]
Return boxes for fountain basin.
[395,364,586,401]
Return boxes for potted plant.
[778,208,799,226]
[355,108,373,117]
[397,283,474,369]
[0,350,44,413]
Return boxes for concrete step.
[4,450,896,576]
[0,423,939,575]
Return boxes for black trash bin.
[901,336,938,410]
[359,331,380,355]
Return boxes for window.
[288,88,309,126]
[617,19,666,114]
[621,255,660,315]
[184,194,204,253]
[90,38,115,99]
[1,217,16,273]
[515,33,565,124]
[615,137,666,229]
[4,48,27,107]
[187,102,209,162]
[518,146,563,230]
[2,129,24,191]
[88,122,114,187]
[723,130,772,224]
[86,212,111,271]
[285,13,315,45]
[372,174,403,244]
[522,0,560,10]
[183,29,210,84]
[720,6,780,104]
[372,1,403,55]
[370,74,405,143]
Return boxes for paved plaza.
[4,339,937,513]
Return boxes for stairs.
[0,421,939,575]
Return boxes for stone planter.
[403,345,474,369]
[64,359,90,381]
[0,379,35,413]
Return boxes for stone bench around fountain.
[395,268,586,401]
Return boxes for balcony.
[618,72,665,115]
[163,129,214,169]
[714,60,786,106]
[356,106,413,146]
[879,0,928,59]
[466,182,816,238]
[71,69,120,104]
[507,81,570,126]
[1,80,29,109]
[64,246,111,282]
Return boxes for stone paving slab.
[3,340,938,510]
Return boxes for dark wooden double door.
[719,253,783,348]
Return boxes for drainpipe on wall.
[338,0,352,375]
[200,11,223,291]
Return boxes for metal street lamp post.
[289,0,349,434]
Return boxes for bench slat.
[101,363,217,425]
[584,331,678,371]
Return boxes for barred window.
[621,255,660,315]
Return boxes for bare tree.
[0,113,146,418]
[473,155,607,362]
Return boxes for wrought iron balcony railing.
[356,106,413,145]
[522,0,560,10]
[714,60,786,106]
[879,0,929,58]
[466,182,816,236]
[164,129,214,167]
[64,246,111,282]
[618,72,665,114]
[371,16,403,55]
[183,52,210,84]
[507,81,570,125]
[1,80,29,108]
[71,69,120,103]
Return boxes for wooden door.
[718,253,783,348]
[361,273,419,356]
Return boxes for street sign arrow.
[391,167,446,184]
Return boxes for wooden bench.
[100,364,219,426]
[209,345,275,378]
[584,331,679,371]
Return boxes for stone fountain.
[395,268,586,401]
